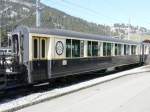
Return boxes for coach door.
[32,37,48,82]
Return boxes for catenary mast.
[36,0,41,27]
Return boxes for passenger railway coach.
[11,26,150,84]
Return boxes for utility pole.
[0,0,3,48]
[0,12,2,48]
[36,0,41,27]
[0,0,5,48]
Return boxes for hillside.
[0,0,114,35]
[0,0,150,46]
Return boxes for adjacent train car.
[10,26,150,85]
[142,42,150,64]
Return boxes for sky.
[41,0,150,29]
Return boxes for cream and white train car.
[11,26,147,84]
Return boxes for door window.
[41,39,46,58]
[33,38,38,59]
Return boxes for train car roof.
[14,26,140,45]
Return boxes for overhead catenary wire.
[48,0,126,36]
[46,0,120,24]
[43,0,115,33]
[60,0,124,23]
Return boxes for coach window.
[124,45,127,55]
[131,45,136,55]
[107,43,112,56]
[80,40,84,57]
[134,45,137,54]
[88,41,92,56]
[115,44,118,55]
[66,39,71,57]
[126,45,130,55]
[103,42,107,56]
[92,41,98,56]
[118,44,122,55]
[34,39,38,58]
[41,39,45,58]
[72,39,80,57]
